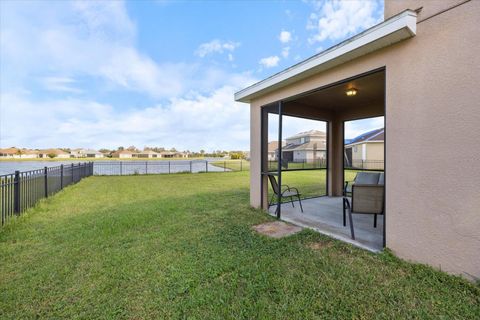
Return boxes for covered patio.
[258,67,385,251]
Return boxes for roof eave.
[235,9,417,103]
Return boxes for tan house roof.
[0,147,20,155]
[268,141,285,152]
[38,149,68,155]
[112,150,134,157]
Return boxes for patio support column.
[328,117,344,196]
[276,101,283,218]
[260,107,269,210]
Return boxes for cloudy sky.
[0,0,384,151]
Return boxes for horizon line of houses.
[0,147,191,159]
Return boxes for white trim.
[345,140,384,148]
[235,10,417,103]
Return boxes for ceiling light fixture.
[345,88,357,96]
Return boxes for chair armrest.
[344,181,354,195]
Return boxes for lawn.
[0,172,478,319]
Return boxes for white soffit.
[235,10,417,103]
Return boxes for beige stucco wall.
[366,143,384,161]
[248,1,480,279]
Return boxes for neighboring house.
[135,150,160,158]
[267,141,284,161]
[111,150,134,159]
[82,149,104,158]
[235,1,480,280]
[37,149,70,158]
[282,130,326,162]
[344,128,384,169]
[70,149,104,158]
[0,148,38,158]
[159,151,188,158]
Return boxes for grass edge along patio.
[235,0,480,281]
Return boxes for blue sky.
[0,0,384,151]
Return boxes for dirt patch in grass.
[306,241,333,251]
[252,221,302,238]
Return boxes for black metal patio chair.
[268,175,303,212]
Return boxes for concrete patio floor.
[269,196,384,252]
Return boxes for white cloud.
[0,80,255,150]
[0,1,191,98]
[281,47,290,58]
[41,76,83,94]
[307,0,383,44]
[279,30,292,43]
[195,39,240,58]
[259,56,280,68]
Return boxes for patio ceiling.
[265,69,386,121]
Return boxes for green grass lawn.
[0,172,478,319]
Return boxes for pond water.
[0,159,230,176]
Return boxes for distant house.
[37,149,70,159]
[282,130,326,163]
[70,149,104,158]
[0,148,38,159]
[159,151,188,158]
[135,150,160,158]
[267,141,284,161]
[111,150,134,159]
[344,128,384,169]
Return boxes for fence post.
[44,167,48,198]
[205,160,208,173]
[240,160,243,171]
[60,164,64,189]
[120,161,123,176]
[224,161,226,172]
[71,164,74,184]
[168,161,171,174]
[14,171,20,215]
[145,161,148,175]
[190,161,192,173]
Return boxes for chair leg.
[290,196,295,208]
[374,214,377,228]
[348,208,355,240]
[297,195,303,213]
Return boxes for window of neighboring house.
[353,146,357,152]
[300,137,305,143]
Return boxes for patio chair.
[344,184,384,240]
[268,175,303,212]
[343,172,383,226]
[344,172,381,197]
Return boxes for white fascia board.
[235,10,417,103]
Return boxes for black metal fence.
[1,162,93,226]
[267,158,328,171]
[93,160,246,175]
[345,160,384,170]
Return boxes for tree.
[47,153,57,158]
[117,146,124,151]
[98,148,110,154]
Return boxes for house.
[234,0,479,280]
[344,128,384,169]
[111,150,134,159]
[159,151,188,158]
[70,149,104,158]
[37,149,70,159]
[282,130,326,163]
[267,141,284,161]
[0,148,38,158]
[135,150,160,158]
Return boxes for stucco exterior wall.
[248,1,480,279]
